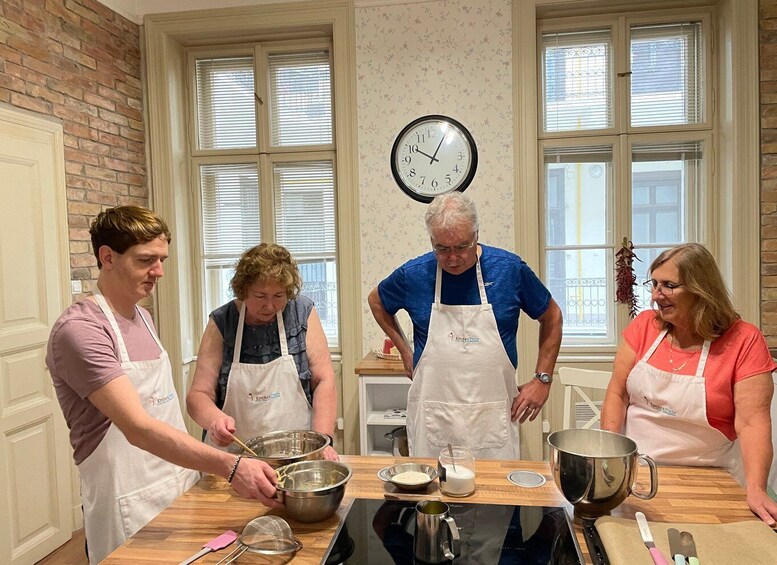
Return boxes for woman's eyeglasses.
[642,279,684,295]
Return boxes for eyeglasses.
[642,279,684,296]
[431,234,477,256]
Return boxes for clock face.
[390,115,478,203]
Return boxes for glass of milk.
[437,446,476,497]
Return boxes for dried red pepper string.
[615,237,641,318]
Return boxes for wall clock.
[390,114,478,203]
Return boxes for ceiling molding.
[95,0,306,24]
[355,0,440,6]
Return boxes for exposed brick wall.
[0,0,146,300]
[762,0,777,351]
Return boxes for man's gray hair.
[425,192,479,236]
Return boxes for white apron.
[407,260,520,459]
[80,292,199,564]
[205,303,311,451]
[625,329,746,484]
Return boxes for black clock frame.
[390,114,478,203]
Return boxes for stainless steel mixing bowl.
[245,430,330,468]
[548,428,658,517]
[275,460,352,523]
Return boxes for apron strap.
[475,260,488,304]
[434,264,443,303]
[276,311,289,356]
[234,303,247,364]
[694,339,712,377]
[93,287,131,364]
[641,328,668,363]
[433,259,489,305]
[234,302,290,363]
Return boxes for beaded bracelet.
[227,455,242,483]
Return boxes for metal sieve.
[215,515,301,563]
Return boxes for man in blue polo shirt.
[368,192,563,459]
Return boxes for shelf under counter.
[366,414,407,426]
[357,352,411,454]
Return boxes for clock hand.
[415,149,439,163]
[429,134,446,164]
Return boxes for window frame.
[144,0,361,456]
[536,7,716,352]
[187,39,341,348]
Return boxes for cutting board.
[595,516,777,565]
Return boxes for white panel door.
[0,107,72,564]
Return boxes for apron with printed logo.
[625,329,746,484]
[79,292,199,564]
[407,261,520,459]
[205,303,311,451]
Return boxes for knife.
[635,512,670,565]
[680,530,700,565]
[667,528,686,565]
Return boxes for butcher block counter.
[102,455,758,563]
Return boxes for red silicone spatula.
[178,530,238,565]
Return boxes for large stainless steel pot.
[548,428,658,517]
[385,426,409,457]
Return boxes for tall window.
[539,12,711,346]
[192,44,339,346]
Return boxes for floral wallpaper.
[355,0,515,353]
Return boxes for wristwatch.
[534,372,553,384]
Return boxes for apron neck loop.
[234,303,288,363]
[93,287,134,363]
[433,260,489,305]
[642,327,712,377]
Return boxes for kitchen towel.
[595,516,777,565]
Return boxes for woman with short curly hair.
[187,243,338,461]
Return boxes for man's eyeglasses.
[431,235,477,256]
[642,279,684,295]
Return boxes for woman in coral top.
[601,243,777,526]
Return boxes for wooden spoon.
[231,435,259,458]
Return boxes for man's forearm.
[535,300,562,374]
[368,288,411,354]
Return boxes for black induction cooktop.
[323,498,583,564]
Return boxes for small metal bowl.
[379,463,438,492]
[245,430,330,468]
[275,460,352,523]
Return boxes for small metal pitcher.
[413,500,460,563]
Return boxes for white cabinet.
[358,374,412,455]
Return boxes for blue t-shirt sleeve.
[377,266,407,316]
[515,261,551,320]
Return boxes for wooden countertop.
[103,455,756,564]
[355,351,406,375]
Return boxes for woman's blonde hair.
[230,243,301,300]
[649,243,739,339]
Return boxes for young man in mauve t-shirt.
[47,206,281,564]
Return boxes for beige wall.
[356,0,518,352]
